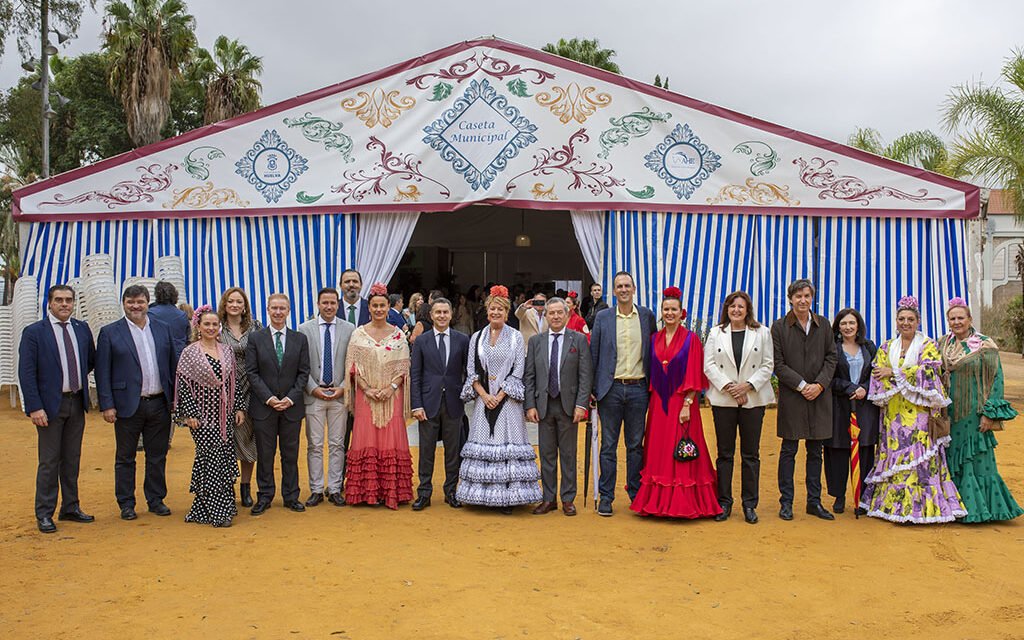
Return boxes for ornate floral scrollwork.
[706,178,799,206]
[394,184,422,202]
[530,183,558,200]
[626,185,655,199]
[163,182,250,209]
[332,136,451,204]
[793,156,946,206]
[183,147,225,180]
[40,163,178,208]
[598,107,671,159]
[406,53,555,89]
[505,128,624,198]
[296,191,323,204]
[283,112,355,163]
[732,141,779,176]
[341,88,416,128]
[535,83,612,124]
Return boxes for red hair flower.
[489,285,509,299]
[567,291,579,299]
[663,286,682,299]
[368,282,388,297]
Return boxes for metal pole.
[41,0,50,179]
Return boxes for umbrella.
[588,406,601,509]
[849,405,862,518]
[584,416,592,505]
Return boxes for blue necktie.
[548,333,560,397]
[322,323,333,386]
[438,332,447,368]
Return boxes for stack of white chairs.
[155,255,187,305]
[81,253,121,329]
[66,277,84,319]
[0,304,15,404]
[10,275,40,407]
[122,276,158,302]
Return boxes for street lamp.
[35,0,74,179]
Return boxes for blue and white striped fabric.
[818,217,969,345]
[21,213,357,327]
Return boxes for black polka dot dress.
[176,354,242,526]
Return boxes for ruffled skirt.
[456,398,542,507]
[344,390,414,509]
[947,411,1023,523]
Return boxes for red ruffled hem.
[629,480,723,519]
[344,447,414,510]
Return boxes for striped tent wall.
[21,213,357,327]
[818,217,969,345]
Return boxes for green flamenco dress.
[938,331,1023,523]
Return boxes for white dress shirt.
[127,318,162,396]
[48,315,82,393]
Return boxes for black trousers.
[778,438,824,507]
[35,394,86,519]
[114,396,171,509]
[711,405,765,510]
[253,411,302,503]
[824,445,876,501]
[416,403,463,498]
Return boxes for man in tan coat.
[515,292,548,350]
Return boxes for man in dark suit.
[410,297,469,510]
[95,284,178,520]
[590,271,657,516]
[148,281,189,357]
[339,269,370,327]
[246,293,310,514]
[19,284,97,533]
[524,297,592,516]
[582,282,608,328]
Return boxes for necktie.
[347,304,356,325]
[322,323,333,385]
[548,333,560,397]
[438,332,447,368]
[59,322,80,392]
[275,331,284,366]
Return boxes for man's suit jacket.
[297,317,354,404]
[524,328,593,420]
[341,298,370,327]
[410,327,469,420]
[95,317,177,418]
[148,303,189,358]
[514,304,547,347]
[589,305,658,401]
[19,316,96,419]
[245,326,310,421]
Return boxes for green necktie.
[347,304,356,325]
[275,331,284,365]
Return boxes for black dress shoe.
[743,507,759,524]
[714,503,732,522]
[499,506,514,515]
[305,493,324,507]
[832,496,846,514]
[58,508,95,523]
[120,506,138,520]
[251,500,271,515]
[854,507,868,517]
[37,517,57,533]
[806,503,836,520]
[239,483,254,508]
[212,518,233,528]
[328,492,346,507]
[412,496,431,511]
[597,498,613,517]
[148,502,172,516]
[285,500,306,512]
[444,494,462,509]
[779,504,794,521]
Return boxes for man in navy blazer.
[410,297,469,510]
[148,281,189,357]
[339,269,370,327]
[19,284,96,533]
[95,284,178,521]
[589,271,657,516]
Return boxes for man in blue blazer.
[95,285,178,521]
[148,281,189,357]
[589,271,657,516]
[19,284,96,533]
[410,297,469,510]
[339,269,370,327]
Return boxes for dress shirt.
[613,304,644,380]
[270,325,288,351]
[48,314,82,393]
[548,329,565,383]
[127,318,162,396]
[434,328,450,367]
[344,302,360,324]
[794,313,814,390]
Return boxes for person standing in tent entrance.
[590,271,657,517]
[339,269,370,327]
[515,292,549,350]
[860,296,965,523]
[771,278,837,522]
[564,292,591,342]
[826,308,879,517]
[582,283,607,328]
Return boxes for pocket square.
[569,347,577,353]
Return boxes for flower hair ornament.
[896,295,919,312]
[368,282,388,297]
[662,287,687,319]
[947,296,969,311]
[489,285,509,299]
[567,291,578,299]
[191,304,214,328]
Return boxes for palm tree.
[542,38,621,74]
[103,0,196,147]
[847,127,949,173]
[943,49,1024,221]
[192,35,263,125]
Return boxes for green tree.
[0,146,29,303]
[192,35,263,125]
[103,0,197,147]
[654,74,669,90]
[943,49,1024,221]
[847,126,949,173]
[542,37,621,74]
[0,0,96,62]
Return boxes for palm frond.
[847,127,885,155]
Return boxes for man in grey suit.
[246,293,310,515]
[298,288,354,508]
[524,297,593,516]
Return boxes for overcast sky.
[2,0,1021,147]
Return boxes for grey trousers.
[538,397,578,503]
[35,394,86,519]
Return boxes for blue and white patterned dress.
[457,324,542,507]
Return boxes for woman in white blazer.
[703,291,775,524]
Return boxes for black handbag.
[673,424,699,462]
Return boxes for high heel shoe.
[239,483,254,507]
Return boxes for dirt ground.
[2,357,1024,639]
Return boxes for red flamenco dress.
[630,327,722,518]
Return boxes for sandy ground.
[2,357,1024,640]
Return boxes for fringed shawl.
[345,325,411,428]
[938,330,1003,422]
[173,341,236,441]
